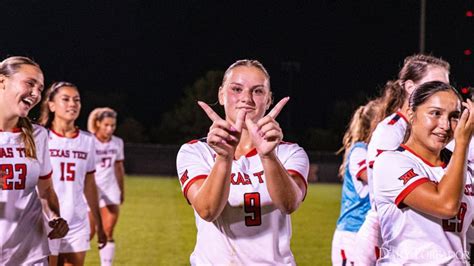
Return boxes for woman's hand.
[454,99,474,147]
[198,101,245,159]
[47,217,69,239]
[246,97,289,157]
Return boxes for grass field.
[84,176,342,265]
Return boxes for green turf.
[84,176,341,265]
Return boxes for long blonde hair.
[337,99,380,177]
[87,107,117,134]
[0,56,42,159]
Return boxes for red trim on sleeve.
[356,166,367,181]
[187,139,199,144]
[183,175,208,204]
[368,160,374,169]
[39,170,53,180]
[394,177,430,207]
[287,169,308,201]
[87,170,96,175]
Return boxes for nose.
[439,116,450,130]
[240,89,253,103]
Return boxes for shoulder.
[374,148,417,170]
[112,135,124,144]
[32,124,49,142]
[178,138,210,153]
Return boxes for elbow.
[195,207,220,222]
[437,202,461,219]
[278,201,301,215]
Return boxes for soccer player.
[373,81,474,264]
[176,59,309,265]
[87,107,125,266]
[331,99,379,265]
[355,54,450,265]
[0,56,69,265]
[39,81,107,266]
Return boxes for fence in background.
[124,143,342,183]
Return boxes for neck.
[0,114,20,131]
[398,99,410,118]
[51,119,77,137]
[235,129,254,158]
[96,133,111,142]
[404,138,442,166]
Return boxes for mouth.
[432,132,449,142]
[20,97,35,109]
[237,107,256,112]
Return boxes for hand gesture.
[198,101,246,159]
[47,217,69,239]
[245,97,289,156]
[454,99,474,146]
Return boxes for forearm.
[115,162,125,193]
[191,156,233,221]
[438,143,469,210]
[260,152,303,214]
[84,175,104,229]
[37,179,61,219]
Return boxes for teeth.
[22,98,33,105]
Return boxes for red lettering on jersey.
[357,159,366,167]
[50,149,70,158]
[398,169,418,185]
[465,184,474,196]
[0,147,14,158]
[16,147,26,157]
[72,151,88,159]
[180,170,189,185]
[230,172,253,185]
[253,171,265,183]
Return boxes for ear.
[265,91,273,110]
[218,86,224,106]
[0,74,5,89]
[404,80,416,96]
[48,101,56,112]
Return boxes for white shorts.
[97,182,121,208]
[48,234,90,255]
[331,230,357,266]
[354,209,381,265]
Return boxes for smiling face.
[0,64,44,119]
[48,86,81,123]
[218,65,272,124]
[409,90,461,153]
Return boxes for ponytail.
[17,117,37,159]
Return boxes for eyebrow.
[229,82,265,89]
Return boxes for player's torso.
[94,136,121,184]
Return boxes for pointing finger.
[267,97,290,119]
[234,109,246,132]
[198,101,223,122]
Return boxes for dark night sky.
[1,1,472,141]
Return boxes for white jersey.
[93,135,124,196]
[373,144,474,264]
[367,112,408,207]
[48,129,96,237]
[0,125,53,264]
[176,139,309,265]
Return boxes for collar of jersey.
[395,110,409,124]
[0,128,21,133]
[234,148,257,160]
[50,127,80,139]
[400,144,447,168]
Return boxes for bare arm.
[260,153,306,214]
[84,173,107,247]
[37,178,69,239]
[114,161,125,203]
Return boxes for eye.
[231,86,242,93]
[253,88,265,95]
[430,110,441,116]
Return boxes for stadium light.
[467,10,473,17]
[465,49,472,56]
[461,87,470,95]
